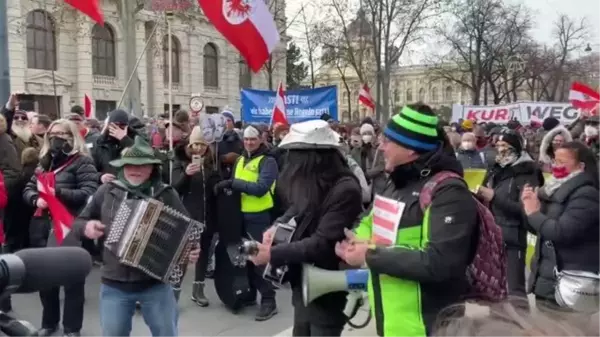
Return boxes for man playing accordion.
[72,136,200,337]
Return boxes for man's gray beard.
[12,124,32,142]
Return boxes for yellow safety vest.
[233,155,276,213]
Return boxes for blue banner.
[241,86,338,123]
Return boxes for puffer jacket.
[90,129,137,176]
[527,173,599,301]
[483,153,544,249]
[455,148,486,169]
[538,125,572,172]
[23,153,98,247]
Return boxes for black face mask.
[49,137,73,156]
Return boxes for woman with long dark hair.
[522,141,599,311]
[248,120,363,336]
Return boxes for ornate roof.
[347,8,371,38]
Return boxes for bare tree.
[363,0,441,120]
[298,4,320,88]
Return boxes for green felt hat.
[109,136,162,167]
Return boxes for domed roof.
[347,8,371,38]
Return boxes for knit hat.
[70,105,84,116]
[383,105,440,153]
[507,119,521,130]
[542,117,560,131]
[461,119,474,131]
[360,116,374,126]
[359,123,375,135]
[497,130,523,153]
[108,109,130,125]
[222,110,235,123]
[188,126,208,146]
[109,136,163,167]
[165,110,191,133]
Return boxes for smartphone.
[192,155,203,166]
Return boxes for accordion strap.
[109,180,172,200]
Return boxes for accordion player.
[104,197,204,284]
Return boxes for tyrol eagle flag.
[198,0,280,72]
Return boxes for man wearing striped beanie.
[336,104,480,336]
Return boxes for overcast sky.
[286,0,600,63]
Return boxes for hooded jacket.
[483,152,544,249]
[538,125,572,171]
[355,148,478,337]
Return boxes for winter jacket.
[270,175,362,327]
[527,173,599,301]
[455,148,486,169]
[0,171,7,244]
[355,149,478,337]
[230,145,278,240]
[0,113,20,193]
[172,141,221,229]
[0,105,43,160]
[72,170,189,286]
[23,153,98,247]
[346,154,371,203]
[538,125,572,172]
[217,130,243,179]
[483,153,544,249]
[90,130,137,177]
[81,128,100,150]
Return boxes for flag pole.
[167,11,174,184]
[117,18,161,109]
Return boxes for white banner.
[451,101,580,124]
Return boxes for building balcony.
[93,75,117,86]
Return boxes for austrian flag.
[198,0,280,72]
[270,81,288,126]
[569,82,600,115]
[36,172,74,246]
[358,83,375,110]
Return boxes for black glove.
[213,179,233,195]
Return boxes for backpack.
[419,171,508,302]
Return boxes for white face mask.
[362,135,373,144]
[461,141,475,150]
[584,125,599,138]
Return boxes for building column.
[75,23,93,113]
[6,1,25,93]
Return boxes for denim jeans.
[99,283,178,336]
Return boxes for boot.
[191,282,209,307]
[255,299,277,321]
[173,288,181,303]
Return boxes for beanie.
[360,116,374,126]
[461,119,474,131]
[108,109,130,125]
[359,123,375,135]
[71,105,84,116]
[222,110,235,123]
[383,105,440,153]
[542,117,560,131]
[498,131,523,154]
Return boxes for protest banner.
[241,86,338,123]
[452,102,580,124]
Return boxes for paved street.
[9,266,294,336]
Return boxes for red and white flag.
[569,82,600,115]
[64,0,104,26]
[198,0,280,72]
[36,172,74,246]
[270,82,288,126]
[358,83,375,110]
[84,94,93,119]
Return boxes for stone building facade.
[6,0,286,120]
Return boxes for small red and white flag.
[569,82,600,116]
[64,0,104,26]
[270,82,288,126]
[358,83,375,110]
[36,172,74,246]
[198,0,280,72]
[84,94,93,119]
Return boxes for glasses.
[48,131,72,138]
[14,116,28,121]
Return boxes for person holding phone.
[172,126,221,305]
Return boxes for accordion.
[105,198,204,284]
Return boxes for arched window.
[203,43,219,88]
[163,35,181,84]
[406,89,413,102]
[91,24,115,76]
[26,10,56,70]
[445,86,453,102]
[418,88,426,102]
[431,87,438,102]
[238,59,251,89]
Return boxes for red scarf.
[34,155,78,245]
[80,128,89,139]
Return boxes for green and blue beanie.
[384,105,440,153]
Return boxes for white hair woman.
[22,118,98,337]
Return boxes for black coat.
[172,142,220,228]
[90,131,136,176]
[22,153,98,247]
[269,175,363,327]
[527,173,600,300]
[483,154,544,249]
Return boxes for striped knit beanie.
[384,105,440,153]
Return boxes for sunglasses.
[14,116,28,121]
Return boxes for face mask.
[461,141,475,150]
[451,127,457,132]
[584,125,599,138]
[551,165,570,179]
[495,149,518,167]
[49,137,72,155]
[362,135,373,144]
